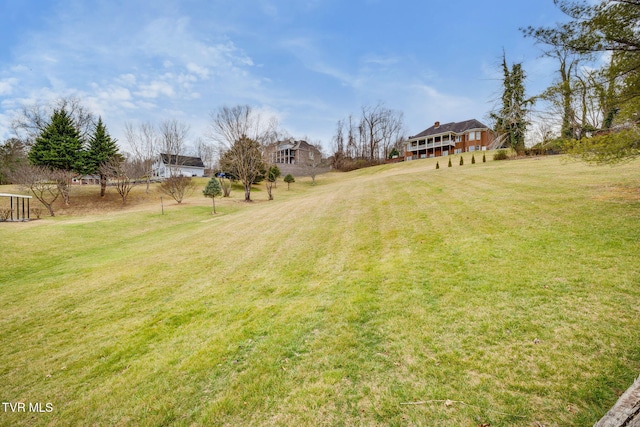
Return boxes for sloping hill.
[1,154,639,426]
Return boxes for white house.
[153,153,205,178]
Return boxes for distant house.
[269,139,322,165]
[152,153,205,178]
[71,174,100,185]
[405,119,497,160]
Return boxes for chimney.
[434,121,440,128]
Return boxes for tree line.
[493,0,640,161]
[0,101,323,215]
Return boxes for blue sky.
[0,0,572,152]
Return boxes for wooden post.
[594,375,640,427]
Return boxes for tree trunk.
[100,174,107,197]
[212,197,216,214]
[594,375,640,427]
[244,183,251,201]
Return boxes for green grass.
[1,153,639,426]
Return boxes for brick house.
[405,119,496,160]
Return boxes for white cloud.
[0,78,18,96]
[135,80,175,99]
[186,63,210,80]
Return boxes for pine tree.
[483,153,486,163]
[460,156,464,166]
[28,108,85,173]
[284,173,295,190]
[490,54,530,155]
[448,158,452,167]
[203,177,222,214]
[436,161,439,169]
[87,117,120,197]
[471,154,476,164]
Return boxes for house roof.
[410,119,491,139]
[160,153,205,168]
[275,139,319,152]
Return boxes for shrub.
[483,153,486,163]
[436,161,440,169]
[159,175,196,204]
[448,158,452,167]
[459,156,464,166]
[31,208,42,219]
[494,150,509,161]
[0,209,10,221]
[471,154,476,164]
[284,174,295,190]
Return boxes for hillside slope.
[1,155,639,426]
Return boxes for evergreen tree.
[491,54,530,155]
[435,161,439,169]
[471,154,476,164]
[203,176,223,214]
[460,156,464,166]
[87,117,120,197]
[448,158,452,167]
[29,108,85,173]
[284,173,295,190]
[483,153,486,163]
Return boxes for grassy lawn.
[1,153,639,426]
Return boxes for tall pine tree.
[87,117,120,197]
[29,108,85,173]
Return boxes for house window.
[468,131,481,141]
[469,146,475,152]
[455,135,461,142]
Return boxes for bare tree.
[11,164,61,216]
[125,121,158,193]
[99,158,143,205]
[208,105,263,147]
[159,176,196,204]
[304,141,324,185]
[219,136,265,201]
[159,119,190,169]
[193,137,217,173]
[360,102,405,161]
[11,96,95,146]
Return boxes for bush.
[435,161,439,169]
[483,153,486,163]
[284,174,295,190]
[460,156,464,166]
[471,154,476,164]
[159,175,196,204]
[30,208,42,219]
[448,158,452,167]
[494,150,509,161]
[0,209,10,221]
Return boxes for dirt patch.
[592,184,640,203]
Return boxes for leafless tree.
[219,136,265,201]
[217,174,232,197]
[159,176,196,204]
[11,164,61,216]
[99,158,143,205]
[11,96,95,146]
[360,102,405,161]
[208,105,263,147]
[193,137,217,173]
[159,119,190,168]
[125,121,158,193]
[304,141,324,185]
